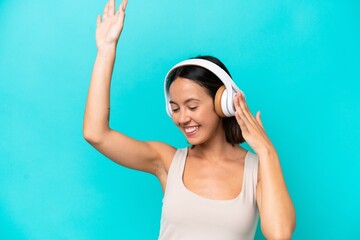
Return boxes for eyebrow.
[169,98,200,105]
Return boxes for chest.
[160,155,258,239]
[182,157,245,200]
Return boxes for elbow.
[83,130,98,144]
[262,202,297,239]
[83,128,106,145]
[262,221,296,240]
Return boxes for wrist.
[97,44,117,56]
[256,145,277,158]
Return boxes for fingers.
[235,93,268,137]
[117,0,128,15]
[235,108,248,133]
[122,0,128,12]
[256,111,264,129]
[103,1,109,21]
[98,0,127,29]
[234,92,257,131]
[240,92,255,122]
[116,0,128,24]
[234,92,248,132]
[100,0,123,22]
[102,0,116,20]
[108,0,115,16]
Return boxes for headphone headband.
[164,58,243,117]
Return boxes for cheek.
[170,114,177,123]
[201,102,217,117]
[197,109,219,124]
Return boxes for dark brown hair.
[166,55,245,145]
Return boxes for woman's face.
[169,77,223,145]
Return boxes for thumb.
[256,111,264,129]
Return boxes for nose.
[177,110,191,125]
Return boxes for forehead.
[169,77,210,101]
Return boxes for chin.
[184,136,208,146]
[186,140,200,146]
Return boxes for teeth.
[184,126,199,133]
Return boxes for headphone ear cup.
[214,85,227,117]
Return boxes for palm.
[96,0,128,49]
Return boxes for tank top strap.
[164,147,188,192]
[243,151,259,203]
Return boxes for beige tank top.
[158,147,259,240]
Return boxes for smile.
[184,126,199,136]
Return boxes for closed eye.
[189,106,198,111]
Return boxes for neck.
[190,130,239,162]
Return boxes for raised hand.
[95,0,128,50]
[234,92,275,155]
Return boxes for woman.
[83,0,296,239]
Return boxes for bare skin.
[83,0,296,239]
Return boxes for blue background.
[1,0,359,239]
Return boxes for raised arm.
[83,0,174,176]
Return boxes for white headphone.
[164,58,245,118]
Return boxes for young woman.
[83,0,296,239]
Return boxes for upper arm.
[85,128,176,176]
